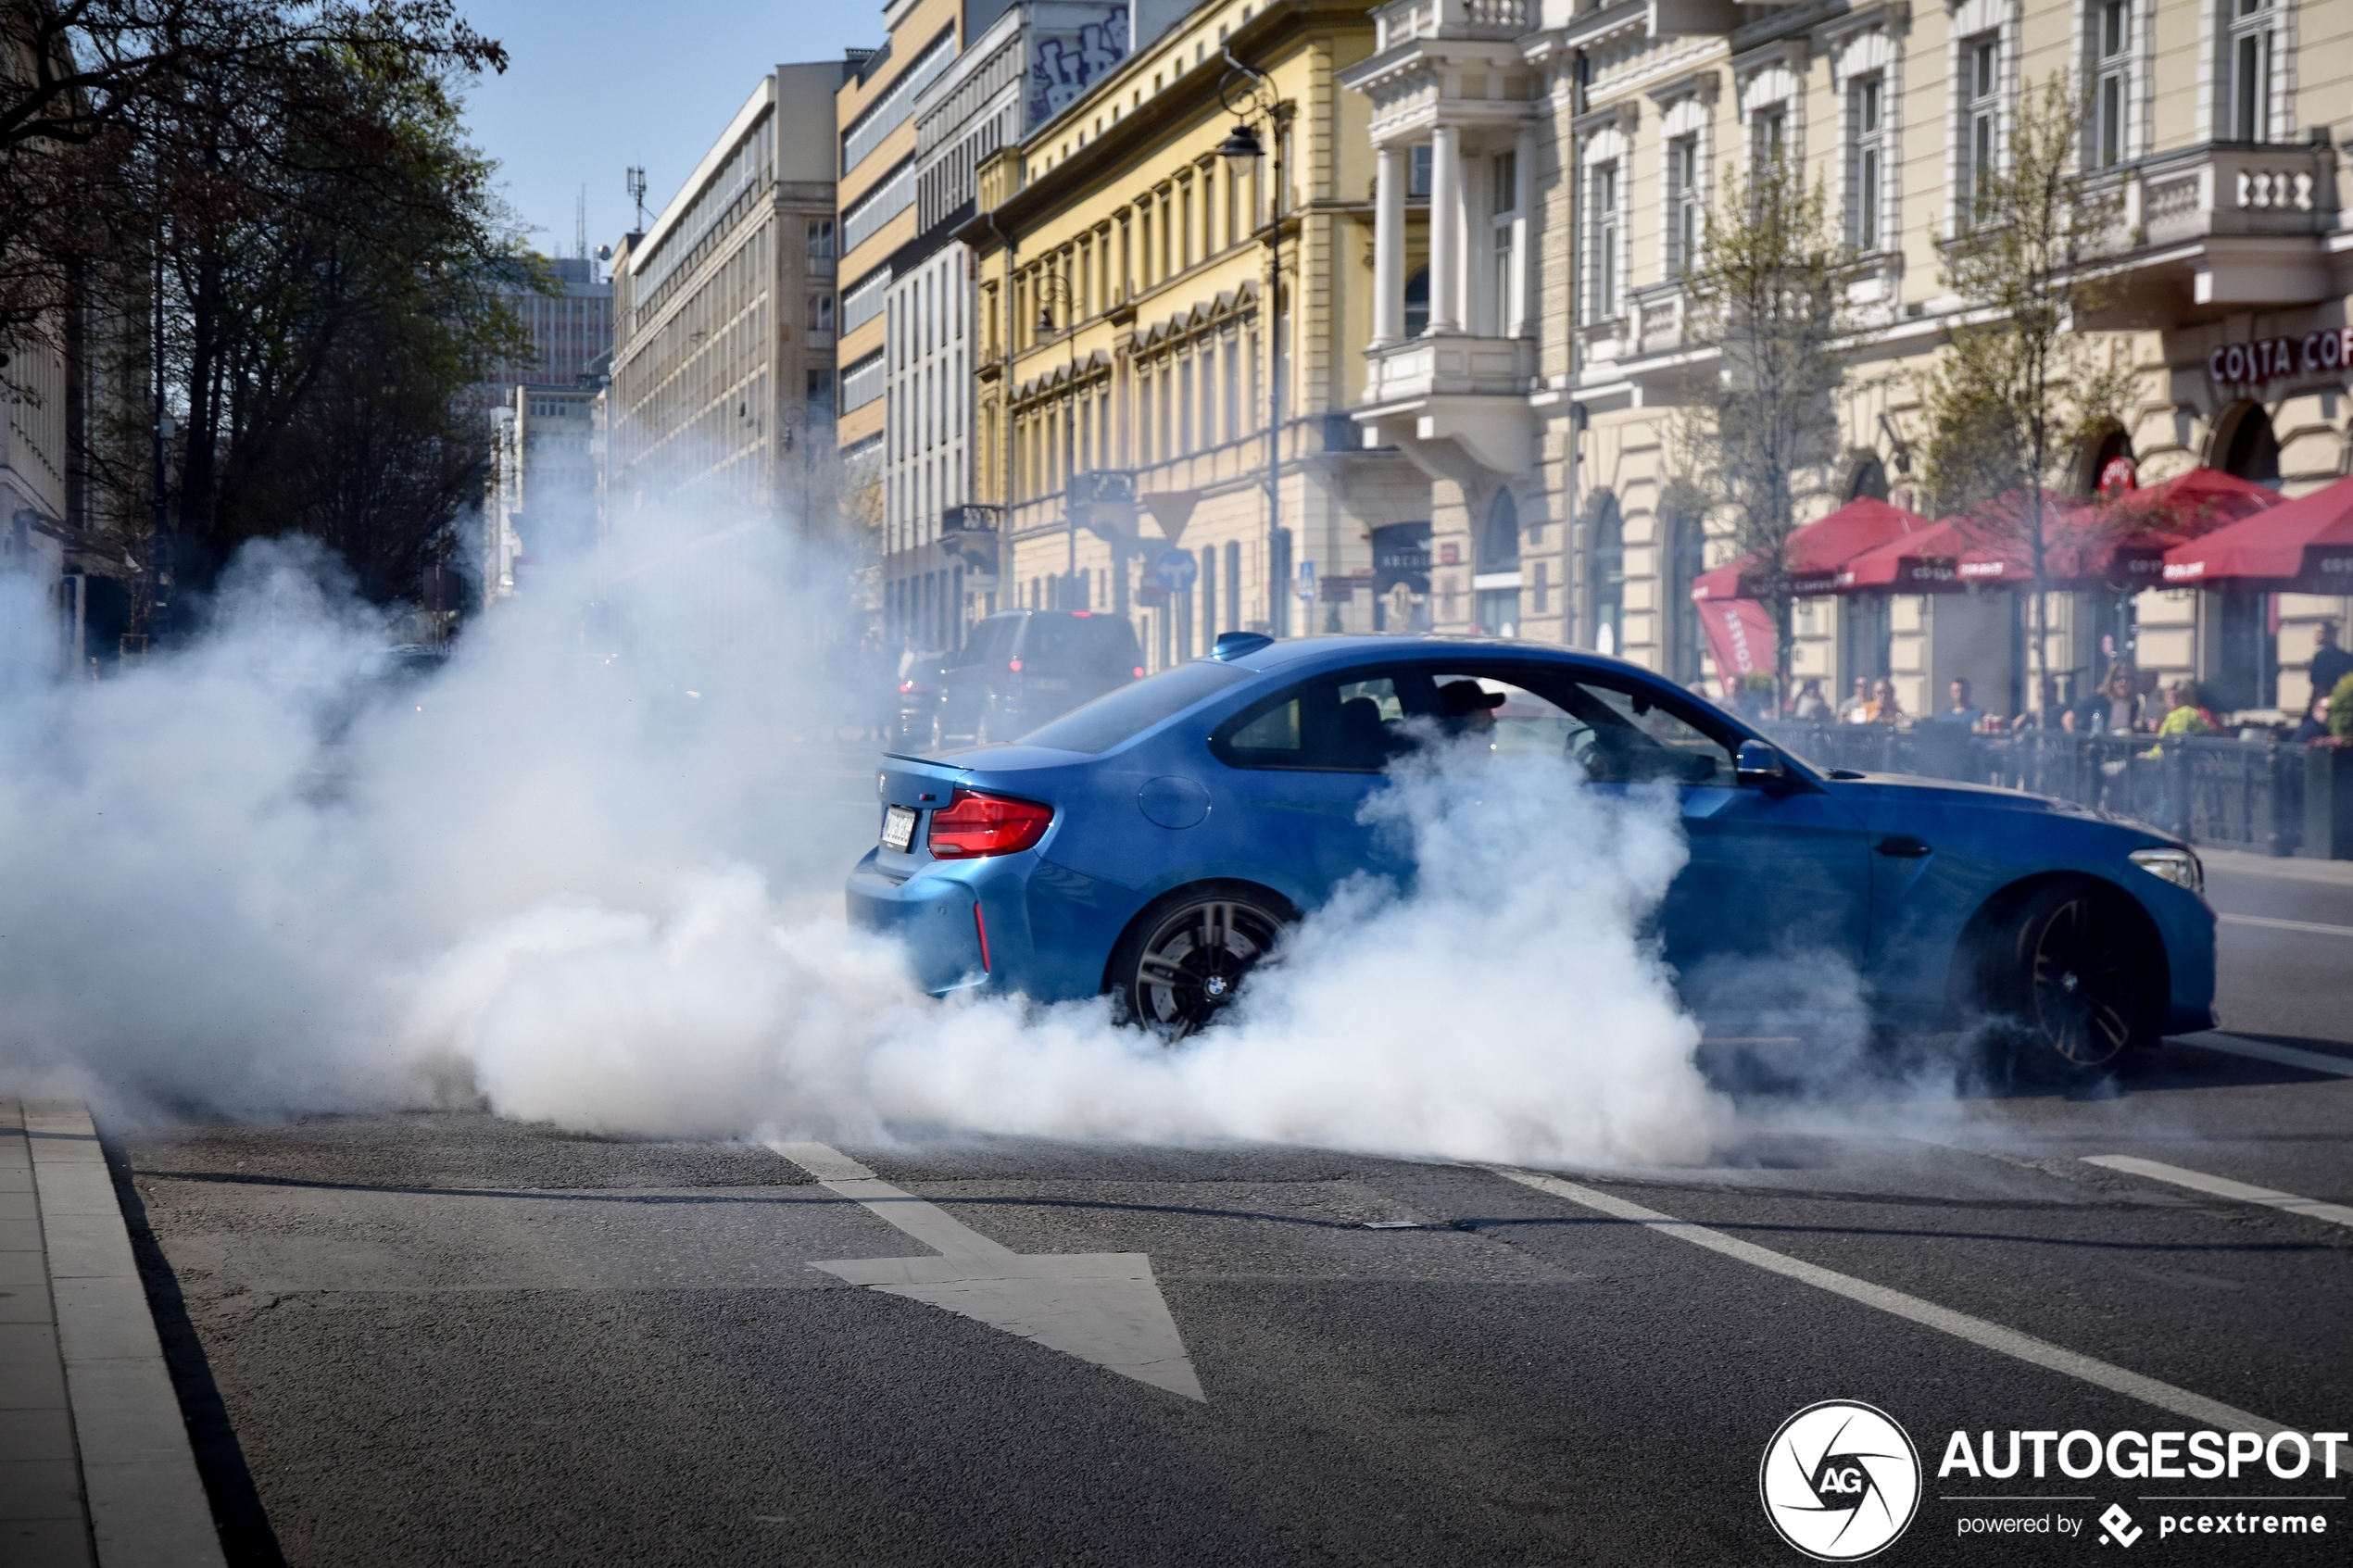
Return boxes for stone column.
[1428,123,1462,334]
[1372,143,1406,347]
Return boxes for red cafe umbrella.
[1830,515,1974,593]
[2162,471,2353,592]
[1938,481,2260,593]
[1688,497,1933,602]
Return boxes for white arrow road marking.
[2082,1155,2353,1231]
[1491,1166,2290,1436]
[766,1141,1206,1402]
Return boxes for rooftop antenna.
[625,166,648,232]
[574,184,587,259]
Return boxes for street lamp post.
[1033,269,1081,605]
[1217,54,1292,637]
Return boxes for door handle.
[1875,835,1932,858]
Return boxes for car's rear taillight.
[927,788,1052,859]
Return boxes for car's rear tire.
[1979,880,2161,1081]
[1110,883,1291,1039]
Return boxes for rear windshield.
[951,616,1020,669]
[1020,613,1140,673]
[1018,660,1252,754]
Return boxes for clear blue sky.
[456,0,882,260]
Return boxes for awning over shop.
[2162,471,2353,592]
[1688,497,1932,602]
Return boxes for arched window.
[1590,493,1625,657]
[2215,401,2281,488]
[1848,456,1890,502]
[1404,267,1429,339]
[1667,507,1706,685]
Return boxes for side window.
[1214,671,1413,771]
[1561,679,1734,784]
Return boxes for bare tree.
[1677,154,1849,707]
[1917,73,2127,711]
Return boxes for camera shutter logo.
[1759,1400,1922,1561]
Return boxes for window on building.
[2228,0,2273,143]
[1491,150,1517,334]
[1591,494,1625,657]
[2094,0,2130,167]
[1179,356,1195,454]
[1404,267,1429,338]
[1409,144,1432,197]
[1667,136,1701,279]
[810,293,834,332]
[807,369,835,422]
[1222,330,1240,438]
[1200,341,1217,445]
[1753,106,1788,168]
[1849,76,1885,248]
[1590,162,1621,322]
[1960,34,2000,222]
[808,219,836,257]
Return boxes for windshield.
[1017,660,1251,754]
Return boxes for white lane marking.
[766,1140,1205,1401]
[1490,1166,2289,1437]
[2220,912,2353,938]
[2082,1155,2353,1231]
[2183,1035,2353,1078]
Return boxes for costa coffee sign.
[2209,328,2353,385]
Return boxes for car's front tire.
[1979,880,2162,1080]
[1110,883,1292,1039]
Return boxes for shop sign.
[2209,328,2353,386]
[2098,456,2137,496]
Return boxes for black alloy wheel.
[1991,882,2158,1076]
[1114,885,1289,1039]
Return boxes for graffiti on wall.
[1027,6,1128,128]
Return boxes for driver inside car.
[1436,680,1506,740]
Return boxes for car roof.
[1222,633,1669,684]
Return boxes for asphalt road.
[107,853,2353,1568]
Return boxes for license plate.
[1026,675,1070,692]
[881,804,916,852]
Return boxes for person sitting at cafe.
[1869,677,1904,725]
[2309,621,2353,711]
[2292,691,2332,745]
[1792,679,1830,721]
[2082,661,2145,734]
[2151,680,2217,746]
[1944,678,1985,732]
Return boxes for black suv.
[937,611,1144,745]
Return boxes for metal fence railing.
[1757,721,2311,856]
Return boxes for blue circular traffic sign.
[1152,548,1199,593]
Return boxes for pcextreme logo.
[1760,1400,1924,1562]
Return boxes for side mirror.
[1735,739,1787,784]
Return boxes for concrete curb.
[24,1101,225,1568]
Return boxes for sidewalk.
[0,1100,224,1568]
[2199,847,2353,886]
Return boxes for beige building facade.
[1343,0,2353,719]
[608,64,843,533]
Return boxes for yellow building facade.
[965,0,1434,671]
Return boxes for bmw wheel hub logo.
[1760,1400,1922,1561]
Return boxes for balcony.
[1355,332,1537,484]
[1374,0,1533,49]
[1364,332,1534,403]
[2083,140,2339,317]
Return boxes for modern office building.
[963,0,1428,672]
[1341,0,2353,717]
[485,256,613,395]
[606,63,844,532]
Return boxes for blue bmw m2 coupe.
[846,633,2215,1075]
